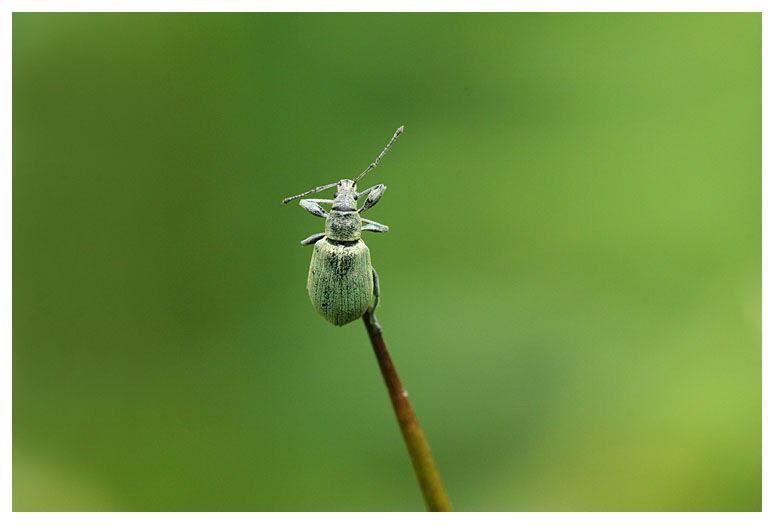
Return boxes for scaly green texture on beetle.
[282,126,403,327]
[308,239,373,325]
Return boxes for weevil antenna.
[354,126,404,183]
[282,181,339,204]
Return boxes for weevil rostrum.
[282,126,403,327]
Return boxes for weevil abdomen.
[307,238,373,326]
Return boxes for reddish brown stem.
[362,310,452,512]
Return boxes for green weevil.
[282,126,404,327]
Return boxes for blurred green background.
[13,13,761,511]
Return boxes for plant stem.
[362,310,452,512]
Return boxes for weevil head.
[332,179,358,211]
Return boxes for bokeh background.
[13,13,761,511]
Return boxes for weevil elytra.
[282,126,403,327]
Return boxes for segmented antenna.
[281,126,404,204]
[282,182,338,204]
[354,126,404,183]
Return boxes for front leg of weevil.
[361,218,389,233]
[299,199,330,218]
[357,184,386,213]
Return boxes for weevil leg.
[369,266,382,333]
[372,266,381,309]
[300,232,325,246]
[357,184,385,199]
[357,184,386,213]
[299,199,329,218]
[362,218,389,233]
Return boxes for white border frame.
[5,3,767,521]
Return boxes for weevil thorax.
[325,179,362,241]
